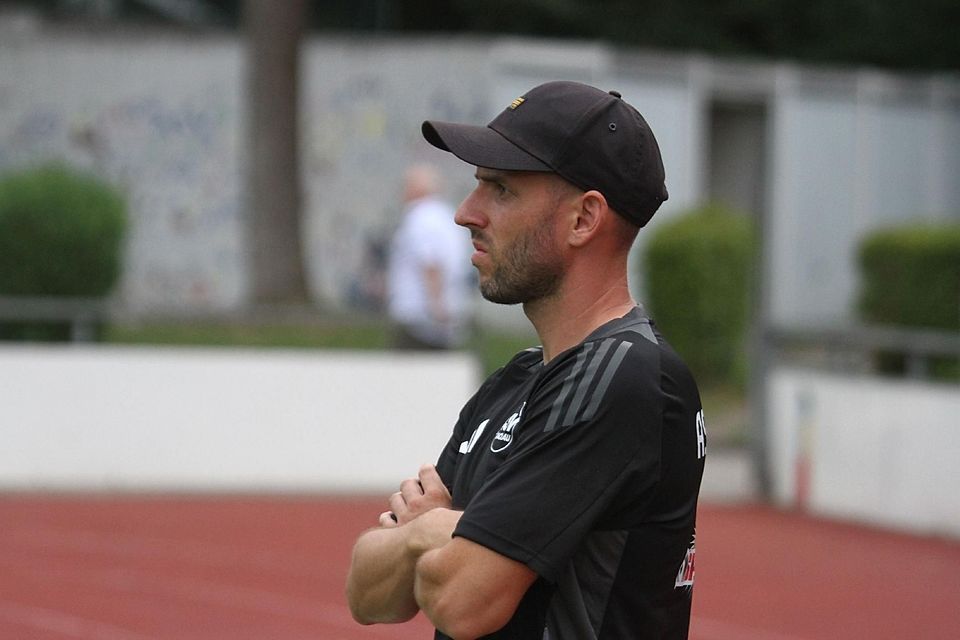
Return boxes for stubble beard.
[477,224,563,305]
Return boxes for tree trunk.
[244,0,309,305]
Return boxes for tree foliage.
[37,1,959,70]
[348,0,958,71]
[418,0,959,71]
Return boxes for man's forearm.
[346,508,463,625]
[413,524,537,639]
[346,526,420,624]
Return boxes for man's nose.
[454,190,485,229]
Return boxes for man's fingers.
[418,463,444,490]
[387,466,452,526]
[379,511,399,528]
[399,476,424,504]
[388,491,406,516]
[418,464,453,506]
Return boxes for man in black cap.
[347,80,706,639]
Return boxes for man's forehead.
[473,167,555,181]
[474,167,510,180]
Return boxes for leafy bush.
[0,163,127,340]
[643,203,756,386]
[858,223,960,330]
[858,222,960,377]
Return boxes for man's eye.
[476,176,510,198]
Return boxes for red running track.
[0,495,957,640]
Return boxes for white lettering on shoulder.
[695,409,707,459]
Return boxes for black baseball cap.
[422,80,668,227]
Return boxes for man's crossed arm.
[345,464,536,639]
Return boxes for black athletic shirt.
[434,307,706,639]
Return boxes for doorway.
[707,101,768,216]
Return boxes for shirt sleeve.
[435,371,492,493]
[453,338,665,583]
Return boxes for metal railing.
[0,295,383,343]
[765,323,960,378]
[750,320,959,498]
[0,296,116,342]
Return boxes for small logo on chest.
[459,419,489,454]
[490,402,525,453]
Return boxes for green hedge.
[0,163,127,340]
[858,223,960,330]
[858,222,960,378]
[643,204,756,386]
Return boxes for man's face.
[454,168,568,305]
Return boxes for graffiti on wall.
[0,73,243,310]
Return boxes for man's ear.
[569,190,608,247]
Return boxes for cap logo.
[508,97,526,110]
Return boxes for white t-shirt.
[386,196,473,346]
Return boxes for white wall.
[768,367,960,538]
[0,35,247,311]
[0,346,479,493]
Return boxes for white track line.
[692,616,811,640]
[0,601,156,640]
[1,526,314,577]
[0,558,405,639]
[1,520,419,639]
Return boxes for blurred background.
[0,1,958,638]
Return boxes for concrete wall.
[1,33,246,311]
[768,367,960,538]
[0,345,479,493]
[5,26,957,327]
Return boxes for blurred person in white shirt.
[386,163,472,349]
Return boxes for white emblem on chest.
[459,419,489,454]
[490,402,525,453]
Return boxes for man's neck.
[524,282,636,364]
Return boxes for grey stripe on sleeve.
[561,338,615,429]
[544,343,594,432]
[582,340,633,422]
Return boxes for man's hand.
[347,465,458,625]
[387,464,452,526]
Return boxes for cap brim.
[422,121,552,172]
